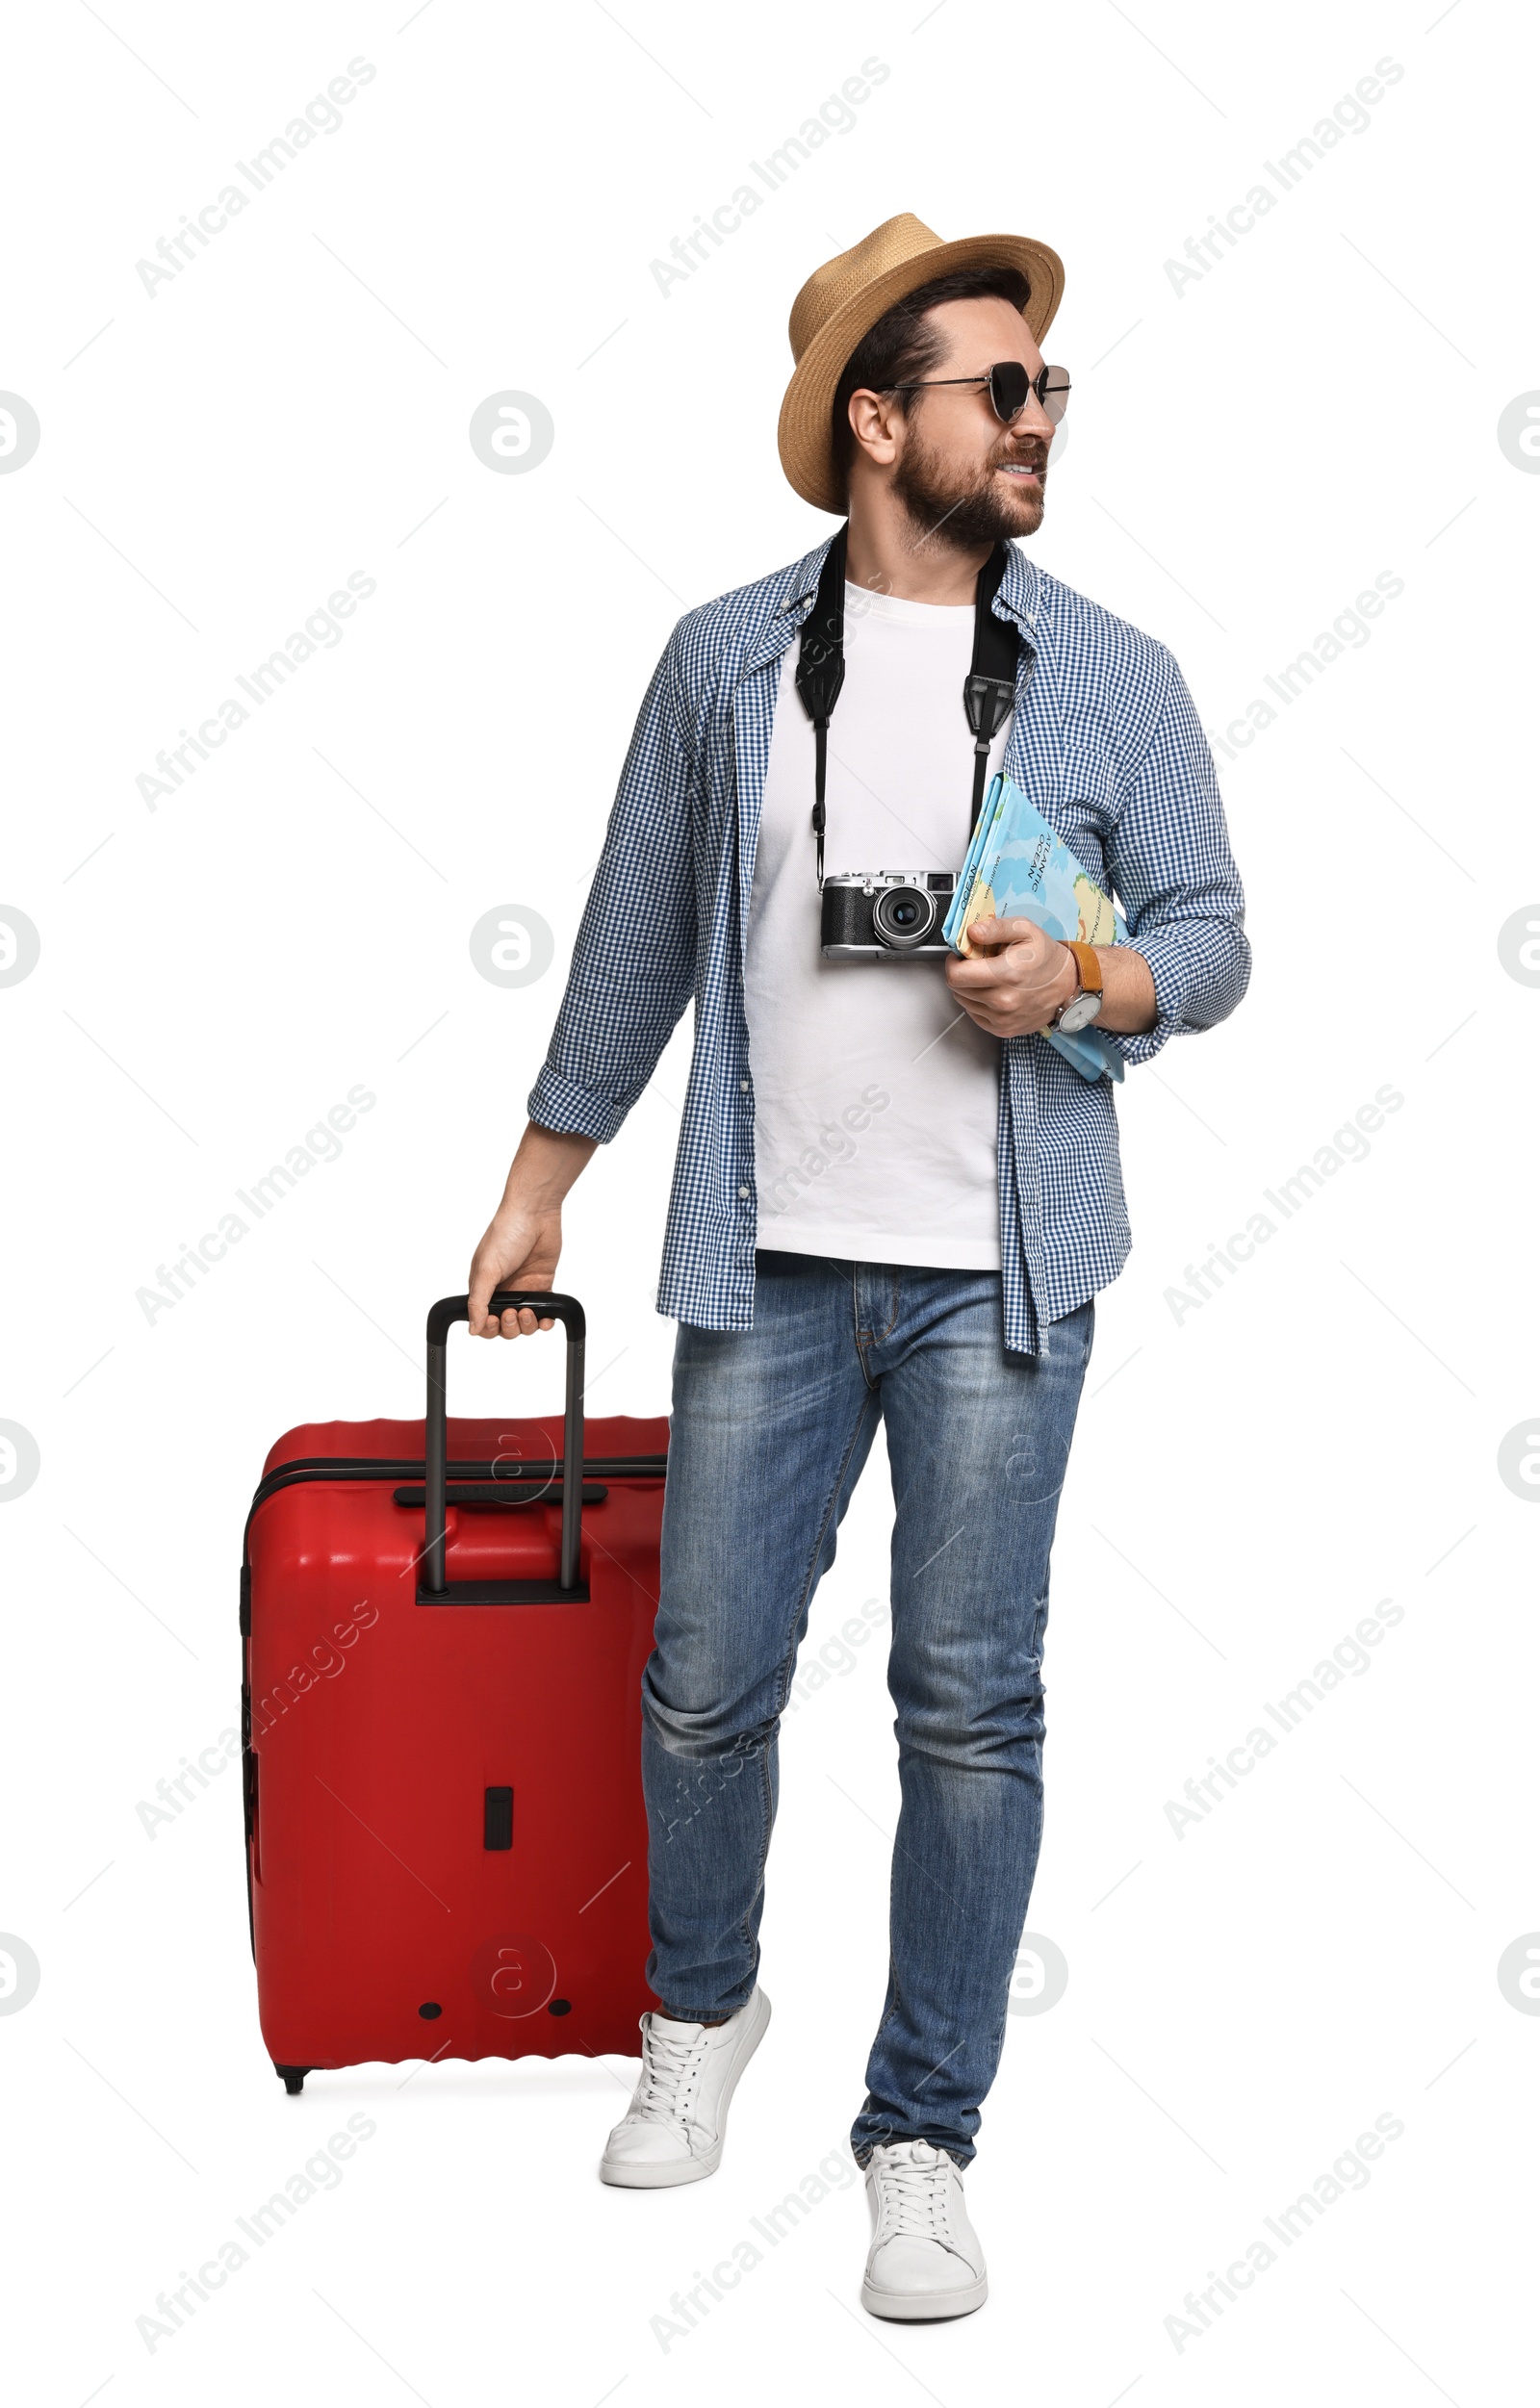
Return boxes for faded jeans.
[640,1250,1093,2166]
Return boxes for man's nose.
[1011,390,1055,441]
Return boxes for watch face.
[1058,991,1103,1034]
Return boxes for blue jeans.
[640,1251,1093,2166]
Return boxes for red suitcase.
[241,1292,665,2091]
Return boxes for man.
[468,213,1248,2320]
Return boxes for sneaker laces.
[874,2142,956,2241]
[630,2020,710,2123]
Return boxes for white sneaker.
[861,2139,988,2319]
[599,1987,771,2189]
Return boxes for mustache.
[990,441,1048,471]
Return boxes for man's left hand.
[944,916,1077,1038]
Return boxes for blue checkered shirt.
[528,533,1249,1355]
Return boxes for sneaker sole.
[599,1987,772,2190]
[860,2273,988,2321]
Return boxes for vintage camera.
[820,871,959,960]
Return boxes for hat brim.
[778,232,1065,517]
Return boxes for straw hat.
[777,212,1065,516]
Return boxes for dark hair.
[831,265,1032,485]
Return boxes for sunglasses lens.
[988,362,1031,422]
[1042,368,1071,424]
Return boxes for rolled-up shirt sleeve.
[1100,646,1250,1068]
[526,632,698,1141]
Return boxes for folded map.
[943,772,1127,1084]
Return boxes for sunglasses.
[887,360,1071,425]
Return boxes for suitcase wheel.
[274,2064,311,2095]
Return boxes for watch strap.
[1065,939,1103,996]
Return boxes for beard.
[890,422,1048,552]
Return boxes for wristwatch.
[1052,940,1104,1035]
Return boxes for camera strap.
[794,520,1018,886]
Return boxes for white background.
[2,0,1535,2399]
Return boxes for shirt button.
[739,1079,750,1092]
[737,1186,750,1199]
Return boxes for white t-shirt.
[743,582,1013,1269]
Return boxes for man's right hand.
[466,1123,599,1338]
[467,1202,563,1338]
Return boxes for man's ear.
[847,388,905,471]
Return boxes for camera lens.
[872,884,938,950]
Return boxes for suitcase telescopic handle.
[422,1292,586,1594]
